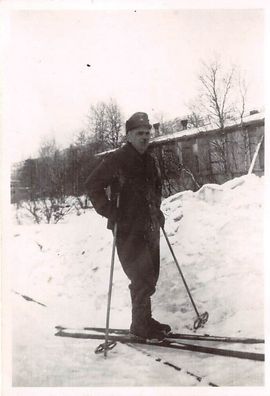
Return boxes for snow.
[4,174,266,388]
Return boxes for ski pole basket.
[95,340,117,354]
[194,312,209,330]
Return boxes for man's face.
[127,126,151,154]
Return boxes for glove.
[100,191,120,220]
[159,210,165,229]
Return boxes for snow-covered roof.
[95,147,117,157]
[150,111,264,145]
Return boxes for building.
[149,111,264,194]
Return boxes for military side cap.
[125,112,152,133]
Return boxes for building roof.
[150,111,264,146]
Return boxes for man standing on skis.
[85,112,171,342]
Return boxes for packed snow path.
[8,174,264,386]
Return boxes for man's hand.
[108,193,121,223]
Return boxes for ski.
[55,325,264,344]
[55,327,264,362]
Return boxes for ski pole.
[162,227,209,330]
[95,193,120,357]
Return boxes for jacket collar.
[124,142,151,161]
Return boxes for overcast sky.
[2,6,265,163]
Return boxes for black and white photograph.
[1,0,269,394]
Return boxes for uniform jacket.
[85,142,163,237]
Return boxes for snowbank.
[7,174,264,386]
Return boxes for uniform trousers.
[116,230,160,331]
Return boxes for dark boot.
[129,289,165,341]
[149,318,171,335]
[130,299,151,339]
[129,298,165,341]
[130,321,165,342]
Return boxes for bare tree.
[20,200,41,224]
[154,112,173,135]
[187,58,250,179]
[87,99,124,152]
[88,102,108,151]
[236,73,248,122]
[74,130,90,146]
[39,137,59,158]
[189,58,235,130]
[154,112,186,136]
[19,197,74,224]
[187,110,206,130]
[233,74,250,172]
[39,140,64,197]
[151,145,201,197]
[105,99,123,148]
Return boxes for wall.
[151,119,264,195]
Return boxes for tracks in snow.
[125,342,219,386]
